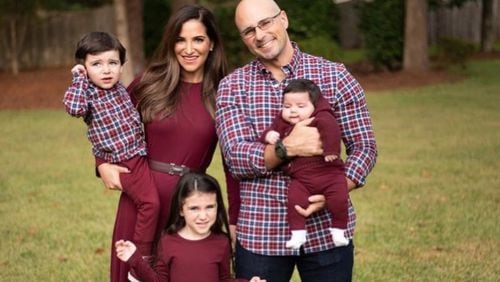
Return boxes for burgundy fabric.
[110,81,221,282]
[118,155,159,255]
[128,233,232,282]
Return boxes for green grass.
[1,59,499,281]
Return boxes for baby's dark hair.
[283,78,321,105]
[164,172,230,237]
[74,31,126,65]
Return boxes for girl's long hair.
[164,172,231,241]
[135,4,227,122]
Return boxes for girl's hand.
[115,240,136,262]
[98,163,130,191]
[249,277,266,282]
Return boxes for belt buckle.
[168,163,187,176]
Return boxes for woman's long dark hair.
[135,4,227,122]
[164,172,231,241]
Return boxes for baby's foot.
[330,228,349,246]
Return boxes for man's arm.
[334,64,378,189]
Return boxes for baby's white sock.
[286,230,307,249]
[329,228,349,246]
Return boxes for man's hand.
[294,194,326,217]
[283,118,322,157]
[97,163,130,191]
[346,177,357,192]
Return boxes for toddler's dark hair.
[74,31,126,65]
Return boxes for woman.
[96,5,229,281]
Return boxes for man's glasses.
[240,11,282,39]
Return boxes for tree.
[480,0,495,52]
[0,0,36,75]
[126,0,145,74]
[403,0,429,72]
[113,0,134,85]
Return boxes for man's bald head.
[235,0,281,30]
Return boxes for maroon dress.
[127,233,232,282]
[110,81,221,282]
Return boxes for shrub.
[357,0,404,71]
[431,37,476,69]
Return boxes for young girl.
[115,172,264,282]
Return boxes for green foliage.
[143,0,170,58]
[212,4,254,70]
[431,37,477,69]
[40,0,110,11]
[429,0,476,9]
[0,0,36,17]
[276,0,339,41]
[296,35,343,62]
[357,0,404,70]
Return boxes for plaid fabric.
[215,43,377,256]
[63,71,146,163]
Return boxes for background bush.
[357,0,404,70]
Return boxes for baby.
[261,78,349,249]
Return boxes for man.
[215,0,377,281]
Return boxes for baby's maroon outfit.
[261,94,348,230]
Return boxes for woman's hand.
[115,240,136,262]
[97,163,130,191]
[294,194,326,217]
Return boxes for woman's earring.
[210,47,214,51]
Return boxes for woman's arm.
[97,162,130,190]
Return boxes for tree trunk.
[114,0,134,86]
[403,0,429,72]
[480,0,495,52]
[8,18,19,75]
[126,0,145,75]
[171,0,198,14]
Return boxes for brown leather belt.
[149,160,190,176]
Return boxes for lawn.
[0,59,498,281]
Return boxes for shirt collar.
[255,42,302,76]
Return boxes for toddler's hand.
[265,130,280,145]
[71,64,86,76]
[115,240,137,262]
[324,154,338,162]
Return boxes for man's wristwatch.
[275,139,288,161]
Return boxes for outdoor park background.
[1,0,499,281]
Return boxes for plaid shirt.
[63,71,146,163]
[215,43,377,256]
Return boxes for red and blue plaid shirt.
[63,71,146,163]
[215,43,377,256]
